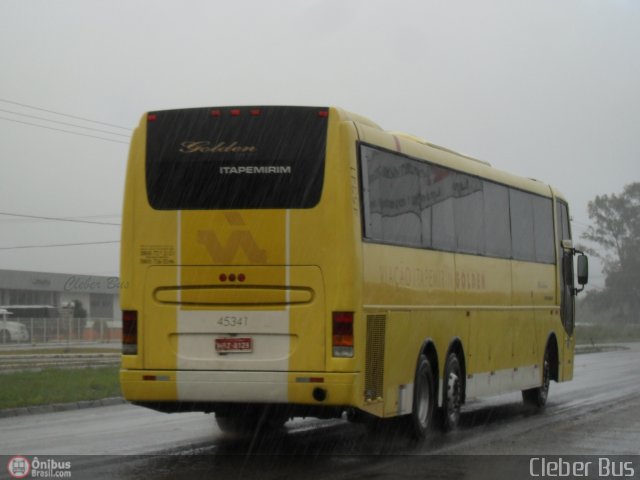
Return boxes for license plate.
[215,337,253,353]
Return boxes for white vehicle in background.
[0,308,30,343]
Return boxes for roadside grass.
[575,323,640,345]
[0,366,121,410]
[0,347,120,356]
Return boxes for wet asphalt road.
[1,345,639,479]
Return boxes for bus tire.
[440,352,463,432]
[522,348,551,408]
[409,355,436,439]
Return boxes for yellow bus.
[120,106,588,438]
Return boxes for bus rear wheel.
[408,355,436,439]
[440,353,463,431]
[522,348,551,407]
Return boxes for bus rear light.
[210,109,221,117]
[147,114,157,122]
[318,110,329,118]
[250,109,261,116]
[332,311,354,357]
[122,310,138,355]
[230,109,241,116]
[219,273,246,282]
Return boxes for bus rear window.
[145,106,328,209]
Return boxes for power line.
[0,240,119,250]
[75,214,121,219]
[0,108,130,138]
[0,98,131,130]
[0,213,121,224]
[0,212,121,226]
[571,219,591,228]
[0,116,129,145]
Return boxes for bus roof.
[333,106,560,200]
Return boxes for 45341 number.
[217,316,248,327]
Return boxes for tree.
[73,300,88,320]
[72,300,88,333]
[581,183,640,323]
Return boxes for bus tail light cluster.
[210,108,261,117]
[207,108,327,118]
[122,310,138,355]
[332,311,354,358]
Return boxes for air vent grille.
[364,314,386,401]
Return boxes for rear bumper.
[120,369,358,407]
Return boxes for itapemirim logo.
[7,456,30,479]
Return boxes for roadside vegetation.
[0,347,120,356]
[574,183,640,346]
[0,366,120,410]
[575,322,640,346]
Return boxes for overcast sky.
[0,0,638,289]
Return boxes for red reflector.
[219,273,227,282]
[229,273,237,282]
[147,114,157,122]
[210,109,221,117]
[318,110,329,118]
[143,375,170,381]
[296,377,325,383]
[230,109,241,116]
[250,109,261,116]
[238,273,246,282]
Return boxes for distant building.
[0,269,121,342]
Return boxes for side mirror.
[577,254,589,286]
